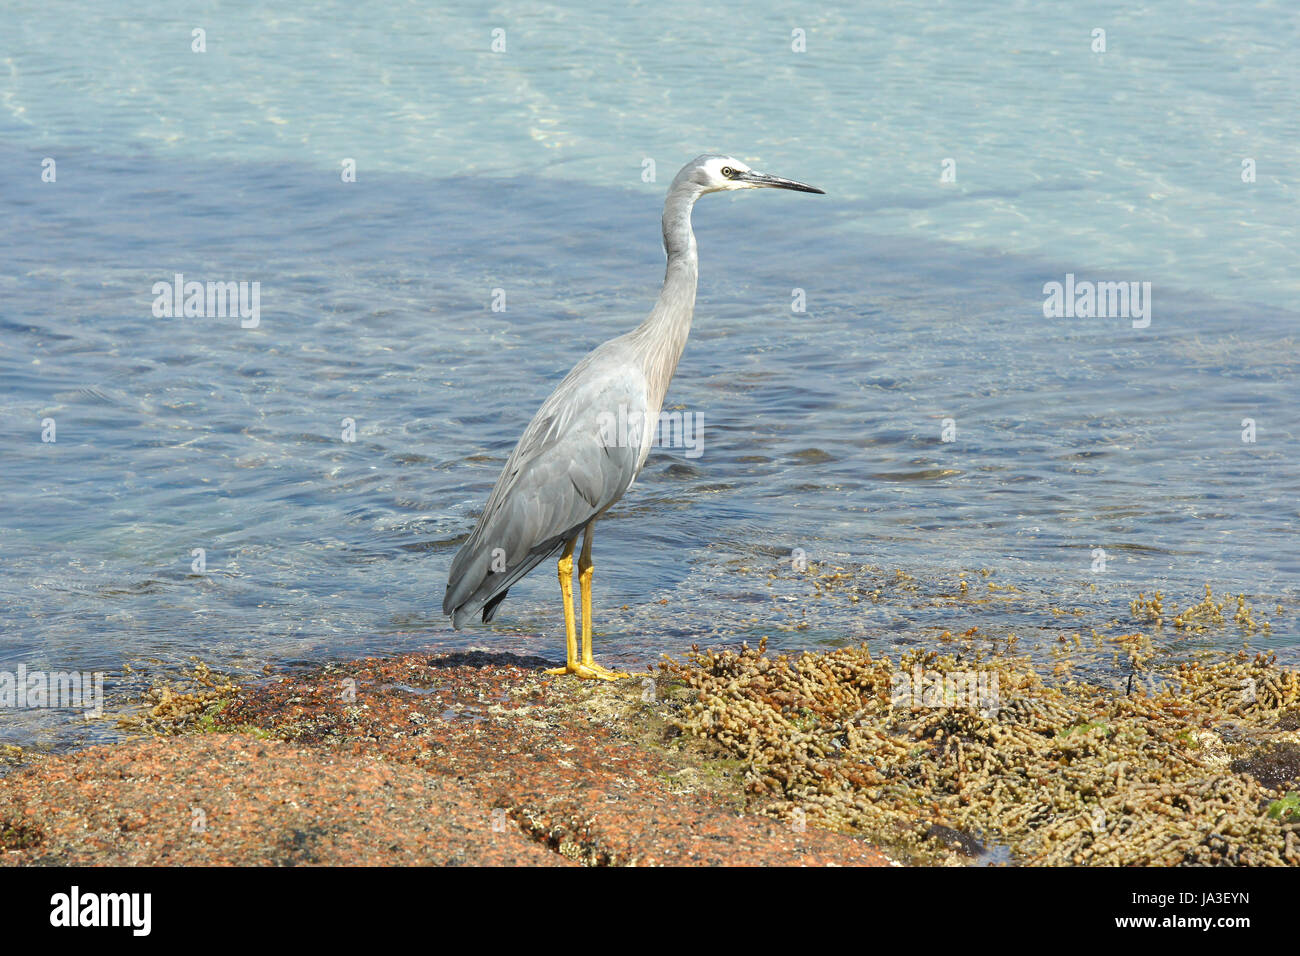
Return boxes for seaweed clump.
[660,638,1300,865]
[117,661,240,736]
[1130,584,1271,634]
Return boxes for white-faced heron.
[443,154,824,679]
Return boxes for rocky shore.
[3,622,1298,866]
[0,651,890,866]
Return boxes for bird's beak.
[738,169,825,194]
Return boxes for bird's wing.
[443,348,649,622]
[481,344,648,520]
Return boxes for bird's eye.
[721,166,734,178]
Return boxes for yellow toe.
[544,662,632,681]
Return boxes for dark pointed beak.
[738,170,825,194]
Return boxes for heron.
[443,154,824,679]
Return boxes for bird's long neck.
[631,181,701,413]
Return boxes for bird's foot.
[543,662,631,681]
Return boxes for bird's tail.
[443,533,564,628]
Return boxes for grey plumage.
[444,154,823,631]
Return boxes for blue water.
[2,1,1298,751]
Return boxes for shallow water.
[1,2,1297,751]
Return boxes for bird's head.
[675,154,825,195]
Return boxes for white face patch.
[701,156,754,191]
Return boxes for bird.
[443,154,824,679]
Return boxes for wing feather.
[443,343,650,625]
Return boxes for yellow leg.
[543,538,578,675]
[578,526,629,679]
[579,530,594,664]
[544,526,629,681]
